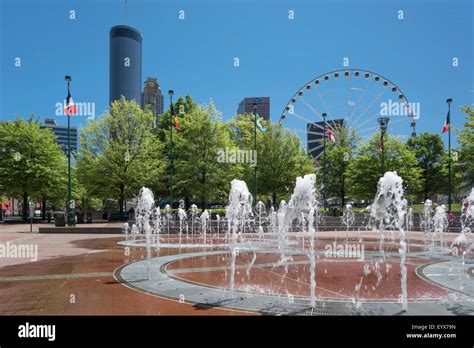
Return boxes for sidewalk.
[0,222,125,234]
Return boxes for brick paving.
[0,224,470,315]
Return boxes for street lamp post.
[446,98,453,213]
[253,99,258,205]
[322,113,327,210]
[377,117,390,177]
[65,75,75,227]
[168,90,174,208]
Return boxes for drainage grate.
[260,300,365,316]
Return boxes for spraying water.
[420,199,433,245]
[226,179,253,296]
[277,201,288,249]
[153,207,161,249]
[342,204,355,242]
[200,210,210,244]
[190,204,198,240]
[433,204,448,247]
[452,188,474,257]
[122,223,129,241]
[136,187,155,279]
[369,172,408,311]
[178,203,187,245]
[406,207,414,231]
[282,174,318,307]
[255,201,266,240]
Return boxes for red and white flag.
[442,110,450,134]
[64,89,77,115]
[325,124,335,143]
[173,115,179,130]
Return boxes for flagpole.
[253,100,258,206]
[377,117,390,177]
[168,90,174,209]
[380,130,384,177]
[447,98,452,213]
[65,75,74,227]
[322,113,327,210]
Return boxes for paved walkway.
[0,231,243,315]
[0,226,472,315]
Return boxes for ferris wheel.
[279,69,417,161]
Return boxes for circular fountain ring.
[115,249,474,315]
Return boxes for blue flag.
[255,114,266,132]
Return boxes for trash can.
[77,211,84,224]
[54,212,65,227]
[86,211,92,224]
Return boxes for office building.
[41,119,78,155]
[141,77,164,127]
[237,97,270,121]
[109,25,142,105]
[307,119,345,163]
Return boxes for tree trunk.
[341,175,346,209]
[272,192,277,208]
[119,184,125,215]
[41,197,46,220]
[185,196,189,211]
[22,192,28,222]
[340,162,346,209]
[201,173,206,212]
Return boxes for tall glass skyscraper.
[109,25,142,105]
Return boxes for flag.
[255,114,266,132]
[378,137,384,152]
[173,115,179,130]
[442,110,450,134]
[325,124,335,142]
[64,88,77,115]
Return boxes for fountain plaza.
[0,173,472,316]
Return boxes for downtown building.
[307,119,345,164]
[109,25,164,129]
[141,77,164,127]
[237,97,270,121]
[41,118,78,155]
[109,25,142,105]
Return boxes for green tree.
[154,95,197,143]
[226,113,260,189]
[0,116,67,221]
[255,124,315,205]
[77,97,164,214]
[406,132,448,200]
[227,115,314,205]
[347,133,422,201]
[169,101,237,209]
[457,106,474,188]
[319,125,359,208]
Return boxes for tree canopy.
[407,132,448,200]
[0,116,67,220]
[347,133,422,201]
[77,97,164,213]
[457,106,474,189]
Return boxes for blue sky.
[0,0,472,147]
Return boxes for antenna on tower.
[124,0,128,24]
